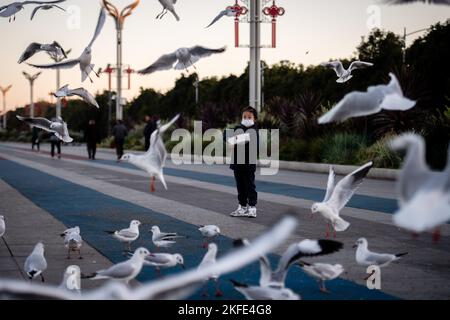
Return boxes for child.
[226,106,259,218]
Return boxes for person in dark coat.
[225,106,260,218]
[143,115,157,151]
[112,120,128,161]
[85,119,100,160]
[31,127,40,152]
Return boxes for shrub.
[320,133,368,165]
[357,135,402,169]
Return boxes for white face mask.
[241,119,254,127]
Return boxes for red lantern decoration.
[228,0,248,47]
[263,0,285,48]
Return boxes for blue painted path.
[0,158,397,300]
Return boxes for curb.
[97,147,399,181]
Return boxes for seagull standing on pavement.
[18,41,67,64]
[205,7,237,28]
[0,0,65,22]
[105,220,141,252]
[60,226,83,259]
[138,46,226,74]
[354,238,408,279]
[27,7,106,83]
[120,114,180,192]
[296,261,344,293]
[140,252,184,275]
[198,225,220,248]
[54,85,100,109]
[390,134,450,240]
[0,216,5,238]
[320,60,373,83]
[30,2,65,20]
[318,73,416,124]
[150,225,185,249]
[156,0,180,21]
[24,242,47,282]
[59,265,81,293]
[16,115,73,143]
[198,243,222,297]
[83,248,150,284]
[311,162,373,237]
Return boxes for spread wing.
[27,59,79,70]
[87,7,106,49]
[323,166,336,202]
[16,115,52,131]
[326,162,373,212]
[18,43,42,63]
[70,88,100,108]
[321,60,345,77]
[349,61,373,72]
[138,52,178,74]
[189,45,226,58]
[205,9,227,28]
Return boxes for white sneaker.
[230,205,248,217]
[247,206,257,218]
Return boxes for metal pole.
[116,26,123,120]
[2,92,6,129]
[56,67,61,118]
[30,81,34,118]
[249,0,261,113]
[403,27,407,65]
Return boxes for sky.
[0,0,449,113]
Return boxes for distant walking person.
[85,119,100,160]
[112,120,128,161]
[31,127,40,152]
[143,115,157,151]
[50,133,61,159]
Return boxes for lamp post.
[47,49,71,118]
[402,27,429,65]
[22,72,41,118]
[103,0,140,121]
[0,85,12,130]
[194,74,199,105]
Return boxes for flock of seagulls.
[0,0,449,301]
[0,0,65,22]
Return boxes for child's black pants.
[234,169,257,207]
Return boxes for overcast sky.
[0,0,449,112]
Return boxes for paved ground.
[0,142,449,300]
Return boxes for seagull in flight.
[156,0,180,21]
[30,2,65,20]
[27,7,106,83]
[0,0,65,22]
[390,133,450,240]
[205,7,237,28]
[54,85,100,109]
[230,279,300,300]
[16,115,73,143]
[311,162,373,237]
[321,60,373,83]
[138,46,226,75]
[18,41,67,64]
[120,114,180,192]
[318,73,416,124]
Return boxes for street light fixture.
[22,71,42,118]
[102,0,140,121]
[0,85,12,130]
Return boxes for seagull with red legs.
[311,162,373,238]
[120,114,180,193]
